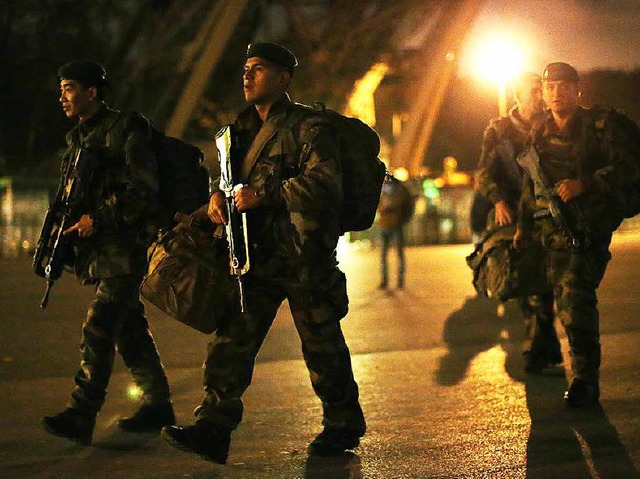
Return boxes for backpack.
[105,112,210,229]
[588,108,640,219]
[148,127,210,228]
[280,102,387,234]
[465,225,549,301]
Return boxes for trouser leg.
[69,275,145,414]
[117,300,171,405]
[69,302,124,414]
[380,230,390,286]
[197,279,283,430]
[289,268,366,434]
[520,291,560,362]
[396,228,405,287]
[550,245,610,384]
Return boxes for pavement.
[1,233,640,478]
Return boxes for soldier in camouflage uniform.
[42,61,174,445]
[514,62,640,407]
[162,43,366,463]
[475,72,562,375]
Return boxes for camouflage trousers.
[518,291,561,363]
[69,275,171,415]
[543,235,612,383]
[197,262,366,434]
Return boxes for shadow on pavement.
[304,452,362,479]
[436,295,524,386]
[91,429,159,451]
[525,375,640,479]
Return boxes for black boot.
[42,408,96,446]
[308,428,363,456]
[162,420,231,464]
[564,379,600,408]
[118,401,175,433]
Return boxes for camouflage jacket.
[212,94,343,272]
[475,107,536,210]
[518,106,640,239]
[60,105,159,283]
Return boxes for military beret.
[246,42,298,70]
[542,62,579,83]
[57,60,108,87]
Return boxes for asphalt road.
[1,232,640,478]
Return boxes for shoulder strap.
[276,104,316,157]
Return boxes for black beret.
[542,62,579,83]
[57,60,108,87]
[246,42,298,70]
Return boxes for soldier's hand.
[512,227,528,251]
[494,200,513,226]
[63,214,95,238]
[234,186,263,212]
[556,179,585,202]
[207,192,227,224]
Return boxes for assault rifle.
[33,148,93,308]
[215,125,250,312]
[517,146,591,249]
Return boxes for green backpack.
[466,225,549,301]
[589,108,640,219]
[280,102,388,234]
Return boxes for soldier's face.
[543,80,579,115]
[515,80,543,116]
[242,57,290,105]
[59,79,96,120]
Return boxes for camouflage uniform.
[476,107,560,367]
[62,105,171,414]
[519,106,640,384]
[200,95,365,435]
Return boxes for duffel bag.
[140,212,235,334]
[466,225,549,302]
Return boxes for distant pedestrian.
[377,176,413,289]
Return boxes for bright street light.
[462,31,530,116]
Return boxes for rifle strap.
[240,121,279,181]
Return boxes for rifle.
[215,125,250,313]
[33,148,93,308]
[517,146,591,249]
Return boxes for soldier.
[377,175,413,289]
[475,72,562,375]
[161,43,366,463]
[42,61,175,445]
[514,62,640,407]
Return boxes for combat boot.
[42,408,96,446]
[308,427,363,456]
[118,401,176,433]
[161,419,231,464]
[564,379,600,408]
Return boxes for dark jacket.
[61,105,159,282]
[518,106,640,238]
[212,94,343,269]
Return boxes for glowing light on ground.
[126,384,143,401]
